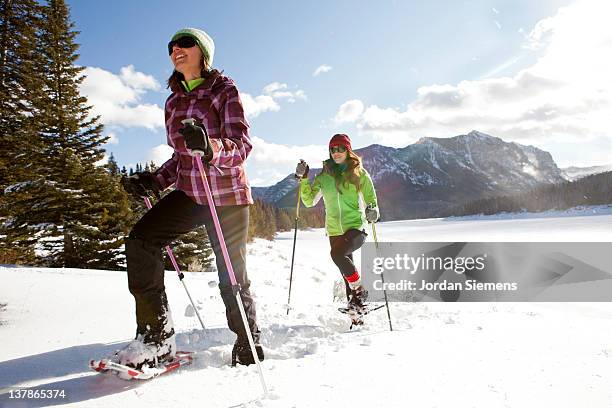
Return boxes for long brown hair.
[323,149,363,193]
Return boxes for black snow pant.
[126,190,260,345]
[329,228,367,300]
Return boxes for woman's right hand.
[121,171,162,199]
[295,159,309,179]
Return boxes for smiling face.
[170,37,204,80]
[330,147,348,164]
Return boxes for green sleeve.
[299,175,322,207]
[360,169,378,208]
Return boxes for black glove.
[365,204,379,223]
[179,121,213,160]
[121,171,161,199]
[295,159,309,179]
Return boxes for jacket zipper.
[336,190,344,234]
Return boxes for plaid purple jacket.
[154,72,254,206]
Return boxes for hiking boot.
[231,339,264,367]
[114,332,176,370]
[348,285,368,311]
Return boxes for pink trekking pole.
[143,197,206,331]
[183,119,268,396]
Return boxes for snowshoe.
[90,351,193,380]
[338,303,386,330]
[111,333,176,370]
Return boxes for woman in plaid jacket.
[117,27,262,368]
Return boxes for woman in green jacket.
[295,134,379,310]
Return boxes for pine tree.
[263,201,276,239]
[247,199,277,241]
[0,0,47,263]
[247,200,260,242]
[163,226,213,272]
[2,0,133,269]
[107,153,119,176]
[275,207,293,232]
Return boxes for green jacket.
[300,162,378,236]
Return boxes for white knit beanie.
[171,27,215,68]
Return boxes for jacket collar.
[170,69,222,95]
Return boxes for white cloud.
[263,82,307,103]
[330,0,612,162]
[119,65,161,92]
[80,66,164,130]
[147,144,174,167]
[313,64,332,76]
[524,15,557,50]
[242,94,280,118]
[333,99,364,124]
[262,82,286,94]
[106,132,119,145]
[242,82,307,119]
[245,136,328,186]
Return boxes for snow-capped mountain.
[254,131,566,220]
[252,174,297,203]
[561,164,612,181]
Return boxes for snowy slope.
[562,164,612,181]
[1,207,612,408]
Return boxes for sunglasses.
[330,146,347,154]
[167,36,197,55]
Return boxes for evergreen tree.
[247,200,261,242]
[107,152,119,176]
[0,0,46,263]
[163,226,213,272]
[275,207,293,232]
[3,0,132,269]
[247,199,277,241]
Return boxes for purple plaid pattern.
[154,73,254,206]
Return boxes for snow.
[1,206,611,407]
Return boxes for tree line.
[0,0,323,271]
[445,171,612,217]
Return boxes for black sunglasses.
[330,146,347,154]
[167,36,197,55]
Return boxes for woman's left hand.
[365,205,379,223]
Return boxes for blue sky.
[69,0,612,186]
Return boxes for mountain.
[253,130,566,220]
[561,164,612,181]
[252,174,297,203]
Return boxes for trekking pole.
[370,217,393,331]
[185,119,268,396]
[143,197,206,331]
[286,177,301,315]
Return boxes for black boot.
[231,339,264,367]
[348,285,369,311]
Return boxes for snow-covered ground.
[1,206,611,407]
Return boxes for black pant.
[126,190,260,344]
[329,229,367,300]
